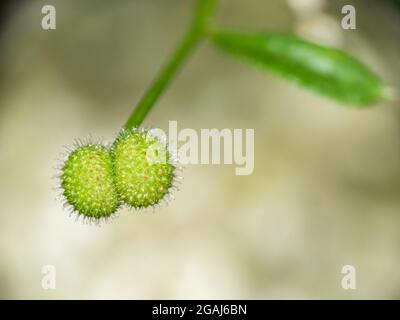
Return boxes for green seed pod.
[111,129,176,208]
[61,144,120,220]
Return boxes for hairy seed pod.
[61,144,120,219]
[111,129,176,208]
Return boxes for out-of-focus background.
[0,0,399,299]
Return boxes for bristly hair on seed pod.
[110,127,181,210]
[57,138,120,223]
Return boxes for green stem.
[124,0,218,129]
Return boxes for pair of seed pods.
[60,129,176,221]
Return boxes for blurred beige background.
[0,0,400,299]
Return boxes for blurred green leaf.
[211,31,389,106]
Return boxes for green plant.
[61,144,120,219]
[111,129,175,209]
[59,0,389,221]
